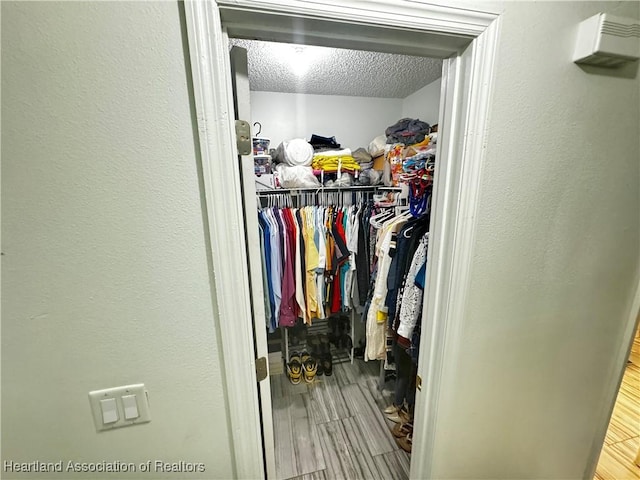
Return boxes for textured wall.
[230,38,443,98]
[426,1,640,478]
[250,91,403,150]
[401,77,442,126]
[1,2,234,478]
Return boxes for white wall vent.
[573,13,640,67]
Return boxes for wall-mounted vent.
[573,13,640,67]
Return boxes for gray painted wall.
[2,2,234,478]
[2,1,639,479]
[426,1,640,478]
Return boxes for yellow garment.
[410,136,430,149]
[312,154,361,172]
[302,208,319,322]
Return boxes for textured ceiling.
[229,39,442,99]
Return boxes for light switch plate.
[88,384,151,432]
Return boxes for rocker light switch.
[89,383,151,431]
[100,398,118,424]
[122,394,139,420]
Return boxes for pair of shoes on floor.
[392,421,413,453]
[287,351,317,384]
[384,404,410,424]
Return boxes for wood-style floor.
[270,359,410,480]
[595,333,640,480]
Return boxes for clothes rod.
[256,185,404,195]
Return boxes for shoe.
[308,334,321,356]
[386,406,410,424]
[300,350,311,365]
[396,433,412,453]
[336,318,347,347]
[322,351,333,376]
[314,340,324,376]
[392,422,413,439]
[303,356,318,383]
[328,318,339,347]
[384,404,399,415]
[287,352,303,385]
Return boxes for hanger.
[253,121,262,137]
[369,208,394,228]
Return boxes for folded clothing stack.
[385,118,431,146]
[352,147,373,170]
[312,148,361,173]
[309,133,341,151]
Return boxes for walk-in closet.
[230,37,443,480]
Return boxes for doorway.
[594,319,640,479]
[232,37,442,479]
[183,1,500,478]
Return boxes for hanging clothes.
[257,201,373,328]
[362,205,431,361]
[396,232,429,345]
[364,211,411,361]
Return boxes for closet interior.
[232,37,443,480]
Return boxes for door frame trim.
[183,4,265,479]
[183,1,500,478]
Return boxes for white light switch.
[122,394,139,420]
[89,383,151,432]
[100,398,119,424]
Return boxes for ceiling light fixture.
[290,46,311,76]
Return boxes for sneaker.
[287,352,303,385]
[303,357,318,383]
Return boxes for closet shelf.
[256,185,404,195]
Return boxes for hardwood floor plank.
[274,360,404,479]
[596,359,640,480]
[341,416,373,457]
[372,450,411,480]
[307,374,350,424]
[341,384,397,456]
[296,394,327,475]
[286,470,328,480]
[596,437,640,480]
[273,394,300,480]
[357,359,382,378]
[629,333,640,367]
[273,393,326,479]
[271,373,311,398]
[317,420,368,480]
[604,363,640,445]
[359,375,395,412]
[332,362,360,387]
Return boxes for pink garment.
[279,208,298,327]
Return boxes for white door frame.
[184,1,500,478]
